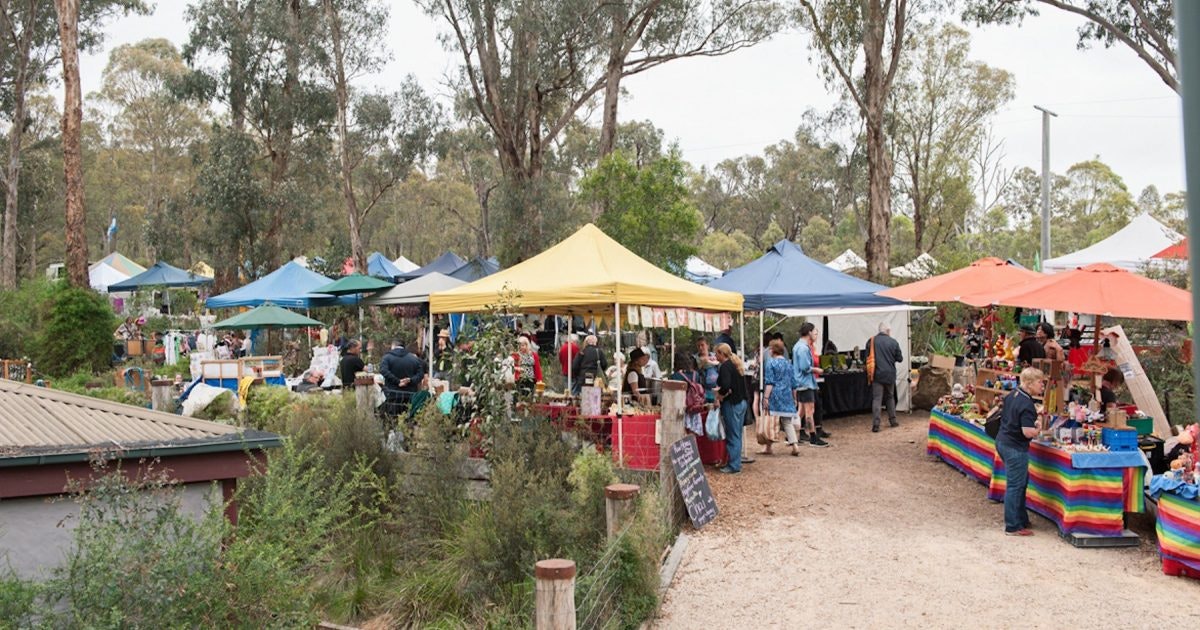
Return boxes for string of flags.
[624,306,733,332]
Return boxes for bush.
[0,278,54,360]
[33,283,117,378]
[0,569,40,628]
[244,385,297,431]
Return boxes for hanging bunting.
[652,308,667,328]
[640,306,654,327]
[666,309,679,329]
[704,313,715,332]
[626,304,640,327]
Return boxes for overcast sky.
[80,2,1185,196]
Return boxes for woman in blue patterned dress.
[762,339,801,456]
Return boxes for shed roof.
[0,379,278,463]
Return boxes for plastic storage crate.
[1101,427,1139,451]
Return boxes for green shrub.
[33,283,117,378]
[0,278,54,360]
[192,390,236,422]
[0,569,40,628]
[244,385,297,431]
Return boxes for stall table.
[819,370,871,416]
[926,409,995,485]
[988,442,1145,545]
[1149,478,1200,580]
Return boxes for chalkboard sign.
[669,435,718,529]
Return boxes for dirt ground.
[653,411,1200,629]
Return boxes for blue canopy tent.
[708,240,902,311]
[448,257,501,282]
[367,252,404,280]
[106,261,212,291]
[709,240,918,411]
[400,251,466,280]
[206,261,354,309]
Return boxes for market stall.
[1153,489,1200,578]
[430,223,743,469]
[926,407,996,485]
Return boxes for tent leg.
[739,311,745,359]
[670,327,675,373]
[428,310,434,391]
[567,315,573,396]
[759,312,764,407]
[615,303,622,417]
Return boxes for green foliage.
[243,385,297,432]
[567,450,619,542]
[0,279,54,359]
[582,151,702,272]
[33,284,117,377]
[0,569,40,628]
[191,390,236,422]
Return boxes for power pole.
[1175,1,1200,425]
[1033,105,1057,269]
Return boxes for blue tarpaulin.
[448,257,501,282]
[707,240,902,311]
[400,251,466,280]
[206,261,354,309]
[106,261,212,291]
[367,252,404,279]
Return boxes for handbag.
[705,407,722,441]
[755,412,778,445]
[984,405,1003,439]
[866,337,876,385]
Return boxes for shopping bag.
[755,412,778,445]
[705,407,722,441]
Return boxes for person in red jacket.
[512,336,543,394]
[559,333,580,378]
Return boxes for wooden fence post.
[605,483,640,540]
[354,375,375,416]
[150,379,174,411]
[535,558,576,630]
[658,380,687,527]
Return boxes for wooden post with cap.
[605,483,640,540]
[659,379,687,527]
[354,375,375,416]
[535,558,576,630]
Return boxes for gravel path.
[653,411,1199,628]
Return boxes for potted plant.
[927,336,956,370]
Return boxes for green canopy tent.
[212,304,325,356]
[311,273,394,342]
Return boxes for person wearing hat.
[433,328,454,380]
[1017,324,1046,366]
[623,347,651,406]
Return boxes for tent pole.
[567,315,573,396]
[739,311,745,359]
[615,303,622,416]
[670,326,675,373]
[759,312,764,403]
[428,310,434,391]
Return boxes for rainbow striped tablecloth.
[1156,491,1200,575]
[988,441,1145,537]
[926,409,995,485]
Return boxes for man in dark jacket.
[869,322,904,432]
[339,339,366,387]
[1016,325,1046,366]
[379,339,424,418]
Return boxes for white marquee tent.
[1042,213,1183,273]
[890,253,938,280]
[684,256,723,283]
[826,249,866,272]
[392,255,420,273]
[89,262,130,293]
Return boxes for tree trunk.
[55,0,88,288]
[324,0,366,274]
[227,0,250,134]
[597,2,627,161]
[264,0,300,268]
[2,84,25,290]
[861,0,892,283]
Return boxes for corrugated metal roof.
[0,379,241,455]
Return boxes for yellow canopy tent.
[430,223,743,413]
[429,223,743,315]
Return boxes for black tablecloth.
[819,371,872,417]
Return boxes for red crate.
[695,434,727,466]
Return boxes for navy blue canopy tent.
[206,261,354,309]
[106,261,212,291]
[400,251,466,280]
[448,257,501,282]
[707,240,902,311]
[367,252,404,279]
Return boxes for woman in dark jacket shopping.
[714,342,748,474]
[570,334,608,395]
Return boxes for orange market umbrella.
[879,257,1043,303]
[959,263,1193,321]
[1153,238,1188,260]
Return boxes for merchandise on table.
[1149,474,1200,578]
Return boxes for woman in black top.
[714,343,747,474]
[623,347,651,406]
[571,334,608,395]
